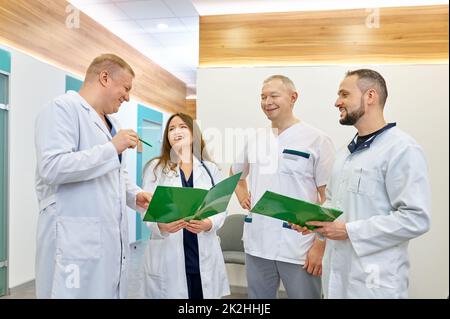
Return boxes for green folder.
[143,172,242,223]
[251,191,343,230]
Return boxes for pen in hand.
[139,138,152,147]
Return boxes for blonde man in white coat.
[140,113,229,299]
[295,69,431,298]
[34,54,152,298]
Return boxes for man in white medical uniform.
[297,69,431,298]
[34,54,152,298]
[231,75,335,298]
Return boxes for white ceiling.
[69,0,448,97]
[69,0,200,95]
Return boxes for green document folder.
[143,172,242,223]
[251,191,343,230]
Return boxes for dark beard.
[340,97,365,125]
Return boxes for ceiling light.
[156,23,169,30]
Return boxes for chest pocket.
[347,168,378,197]
[279,149,311,176]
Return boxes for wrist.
[313,237,326,249]
[157,223,166,233]
[204,218,213,232]
[239,196,249,204]
[343,223,349,240]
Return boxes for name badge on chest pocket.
[279,149,310,175]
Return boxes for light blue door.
[65,75,82,92]
[0,48,10,297]
[0,72,9,297]
[136,105,163,241]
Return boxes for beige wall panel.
[186,99,197,119]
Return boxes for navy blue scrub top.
[180,169,200,274]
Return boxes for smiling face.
[335,75,366,126]
[104,68,133,114]
[260,78,297,123]
[167,115,192,149]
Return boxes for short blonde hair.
[85,53,135,81]
[263,75,296,92]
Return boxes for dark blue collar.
[347,123,396,154]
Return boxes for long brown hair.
[145,113,213,181]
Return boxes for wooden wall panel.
[200,5,449,66]
[185,99,196,119]
[0,0,192,116]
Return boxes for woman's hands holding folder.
[157,218,213,234]
[185,218,212,234]
[158,219,188,234]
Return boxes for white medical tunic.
[322,124,431,299]
[232,122,335,264]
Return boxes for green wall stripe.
[0,48,11,73]
[65,75,83,92]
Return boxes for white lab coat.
[34,91,141,299]
[139,157,230,299]
[322,126,431,299]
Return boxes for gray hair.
[263,75,296,92]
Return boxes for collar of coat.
[347,122,397,154]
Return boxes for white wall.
[4,45,65,288]
[197,64,449,298]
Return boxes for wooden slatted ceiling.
[199,5,449,66]
[0,0,190,116]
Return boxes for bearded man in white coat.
[295,69,431,298]
[34,54,152,298]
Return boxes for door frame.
[135,104,163,241]
[0,66,10,297]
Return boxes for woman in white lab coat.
[140,113,230,299]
